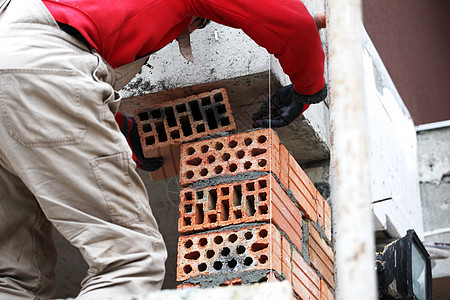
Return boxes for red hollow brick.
[291,247,321,300]
[176,223,282,281]
[320,279,335,300]
[307,222,335,288]
[134,88,236,180]
[179,128,281,187]
[178,174,303,251]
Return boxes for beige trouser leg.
[0,0,167,299]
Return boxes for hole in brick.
[229,163,237,172]
[245,232,253,240]
[236,150,245,159]
[197,191,204,199]
[251,148,267,156]
[183,265,193,274]
[208,214,217,223]
[143,124,152,133]
[258,277,269,283]
[244,161,252,170]
[244,257,253,266]
[185,192,193,200]
[259,180,267,188]
[251,242,268,252]
[196,124,206,133]
[155,121,167,142]
[222,153,231,161]
[259,255,268,264]
[165,107,177,127]
[151,109,162,119]
[221,200,229,221]
[259,229,268,238]
[258,205,268,215]
[233,210,242,219]
[215,142,224,150]
[205,108,218,130]
[201,145,209,153]
[186,157,202,166]
[228,140,238,148]
[258,192,267,201]
[145,136,155,145]
[233,282,242,286]
[195,204,204,224]
[184,204,193,213]
[207,155,215,163]
[176,104,187,113]
[189,100,203,121]
[220,117,230,127]
[199,238,208,247]
[227,259,237,269]
[217,104,227,114]
[180,115,193,137]
[257,135,267,143]
[214,93,224,102]
[138,112,149,121]
[221,187,230,196]
[208,190,217,210]
[245,195,256,216]
[186,171,194,179]
[206,250,215,258]
[201,97,212,106]
[170,130,180,139]
[233,185,242,206]
[213,261,223,270]
[184,251,200,260]
[186,147,195,155]
[214,236,223,244]
[183,217,191,226]
[246,182,255,191]
[185,239,193,248]
[236,245,246,254]
[221,247,230,256]
[214,165,223,174]
[244,138,253,146]
[200,168,208,177]
[258,159,267,167]
[198,263,207,272]
[228,234,238,243]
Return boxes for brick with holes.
[134,88,235,181]
[178,174,303,251]
[176,223,282,281]
[179,128,281,187]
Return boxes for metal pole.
[327,0,377,299]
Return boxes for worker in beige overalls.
[0,0,326,298]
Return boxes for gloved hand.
[115,111,164,172]
[252,84,327,128]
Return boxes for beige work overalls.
[0,0,167,298]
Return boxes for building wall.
[362,0,450,125]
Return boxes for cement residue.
[301,219,310,264]
[182,222,267,237]
[183,269,285,288]
[189,171,268,190]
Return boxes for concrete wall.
[361,27,424,245]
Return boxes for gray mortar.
[301,219,310,264]
[181,221,267,237]
[182,269,285,288]
[192,127,282,143]
[189,171,269,190]
[309,218,333,248]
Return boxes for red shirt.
[42,0,325,95]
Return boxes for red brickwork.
[179,129,280,187]
[134,88,235,181]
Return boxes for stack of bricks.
[134,88,235,181]
[176,128,335,299]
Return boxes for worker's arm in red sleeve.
[186,0,325,95]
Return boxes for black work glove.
[252,84,327,128]
[116,112,164,172]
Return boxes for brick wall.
[176,128,334,299]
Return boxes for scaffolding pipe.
[327,0,377,299]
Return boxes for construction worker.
[0,0,326,298]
